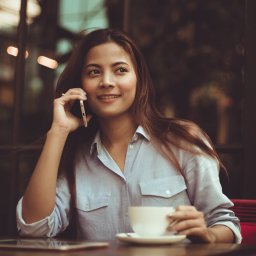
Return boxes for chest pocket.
[75,192,112,237]
[139,176,190,207]
[76,193,111,212]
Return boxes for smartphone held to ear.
[71,99,91,127]
[80,100,88,127]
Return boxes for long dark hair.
[55,28,223,236]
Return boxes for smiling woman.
[16,28,241,243]
[82,42,137,118]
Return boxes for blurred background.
[0,0,255,236]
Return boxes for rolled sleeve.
[207,208,242,243]
[16,197,56,237]
[16,175,71,237]
[210,221,242,243]
[183,154,242,243]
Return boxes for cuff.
[16,197,55,237]
[210,221,242,244]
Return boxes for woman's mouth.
[97,94,121,100]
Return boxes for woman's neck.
[99,115,137,148]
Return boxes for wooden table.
[0,241,256,256]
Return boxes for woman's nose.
[99,72,115,88]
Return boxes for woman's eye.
[116,67,128,74]
[88,69,100,76]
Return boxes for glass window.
[0,0,109,236]
[126,0,245,198]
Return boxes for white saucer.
[116,233,186,245]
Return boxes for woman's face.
[82,42,137,119]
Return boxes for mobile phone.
[71,99,92,127]
[80,100,87,127]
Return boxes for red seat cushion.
[241,222,256,244]
[231,199,256,244]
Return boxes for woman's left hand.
[168,205,216,243]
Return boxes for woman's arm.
[22,127,69,223]
[22,88,87,224]
[208,225,235,243]
[168,205,235,243]
[168,152,241,243]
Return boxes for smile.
[97,94,121,100]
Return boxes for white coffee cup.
[128,206,175,237]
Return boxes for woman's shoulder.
[165,118,210,149]
[164,118,217,160]
[167,118,205,136]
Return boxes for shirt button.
[165,190,171,195]
[129,144,134,149]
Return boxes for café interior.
[0,0,256,254]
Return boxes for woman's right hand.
[51,88,89,133]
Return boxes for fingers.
[167,206,216,243]
[168,205,208,241]
[61,88,87,102]
[168,219,178,230]
[52,88,90,131]
[175,205,197,212]
[170,218,205,233]
[56,88,87,112]
[171,207,204,221]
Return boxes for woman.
[16,28,241,243]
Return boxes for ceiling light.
[37,56,58,69]
[6,46,29,58]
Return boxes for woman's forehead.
[85,42,133,64]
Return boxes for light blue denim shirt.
[16,126,242,242]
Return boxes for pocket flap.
[140,176,187,198]
[76,193,111,212]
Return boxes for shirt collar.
[89,125,150,155]
[135,125,150,141]
[90,131,102,155]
